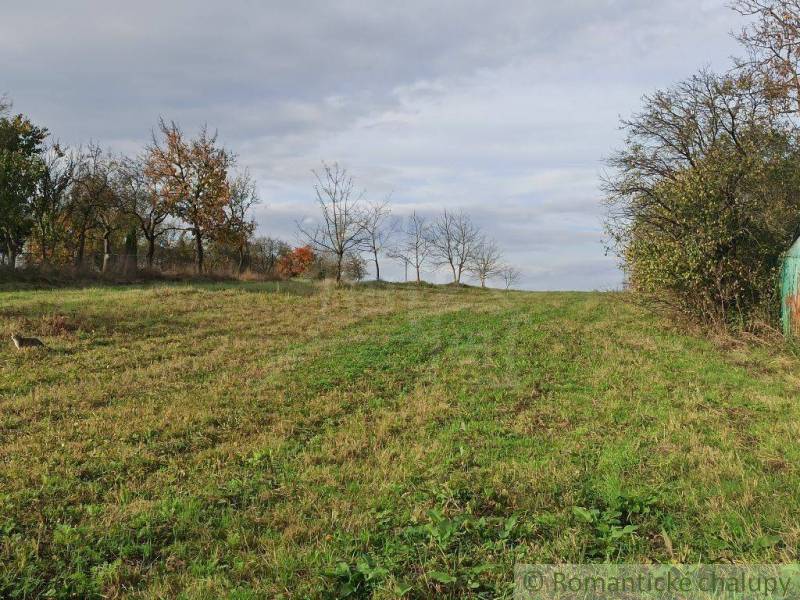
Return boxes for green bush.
[606,72,800,327]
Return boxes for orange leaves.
[277,245,315,278]
[144,119,236,271]
[144,119,233,233]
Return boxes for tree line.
[605,0,800,328]
[0,103,520,288]
[0,113,256,275]
[298,162,520,287]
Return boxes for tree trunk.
[450,263,458,283]
[480,276,486,288]
[102,230,113,273]
[237,245,246,274]
[75,229,86,268]
[146,236,156,269]
[39,231,48,264]
[336,253,343,284]
[373,250,380,281]
[124,228,138,276]
[194,229,204,274]
[416,265,421,284]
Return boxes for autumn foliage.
[144,119,233,273]
[277,245,315,278]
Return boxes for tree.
[277,245,315,278]
[732,0,800,115]
[298,162,367,284]
[72,143,118,271]
[145,119,233,273]
[0,113,47,267]
[117,157,172,270]
[343,252,367,281]
[220,171,258,273]
[428,209,480,284]
[468,237,503,287]
[250,236,290,276]
[604,70,800,325]
[30,144,78,264]
[500,265,521,290]
[361,197,392,280]
[390,211,431,284]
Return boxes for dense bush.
[605,72,800,326]
[277,245,315,278]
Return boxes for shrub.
[605,71,800,326]
[277,245,315,279]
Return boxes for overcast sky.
[1,1,744,289]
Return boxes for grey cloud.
[1,0,744,289]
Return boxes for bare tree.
[468,237,503,288]
[31,143,79,264]
[250,236,290,275]
[298,162,367,284]
[732,0,800,115]
[393,253,413,282]
[118,156,172,269]
[389,211,431,284]
[428,209,480,284]
[92,149,126,273]
[361,197,392,281]
[500,265,521,290]
[344,251,367,281]
[70,143,116,269]
[221,170,258,273]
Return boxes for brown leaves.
[145,119,233,236]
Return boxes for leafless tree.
[732,0,800,115]
[31,143,80,264]
[361,197,392,281]
[298,162,367,284]
[70,143,117,269]
[92,149,126,273]
[250,236,290,275]
[500,265,521,290]
[468,237,503,288]
[390,211,431,284]
[118,156,173,269]
[222,170,258,273]
[344,251,367,281]
[428,209,480,284]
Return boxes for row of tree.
[298,162,520,287]
[0,110,256,275]
[0,102,521,288]
[605,0,800,327]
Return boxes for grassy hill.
[1,281,799,598]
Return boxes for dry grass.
[1,281,799,598]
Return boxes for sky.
[0,1,745,289]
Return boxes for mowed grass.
[1,281,800,599]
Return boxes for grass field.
[2,281,800,599]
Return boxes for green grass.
[1,281,799,598]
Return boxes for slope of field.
[1,282,799,598]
